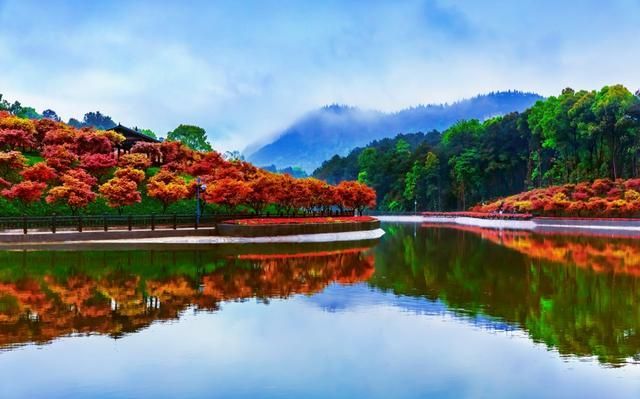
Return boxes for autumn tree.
[114,167,145,184]
[46,174,96,214]
[80,153,117,180]
[43,145,79,171]
[0,151,26,182]
[146,170,189,212]
[20,162,57,183]
[203,178,252,211]
[75,131,113,154]
[247,172,280,213]
[2,180,47,208]
[0,129,36,150]
[99,177,142,213]
[118,153,151,170]
[65,168,98,187]
[131,142,162,165]
[336,181,376,215]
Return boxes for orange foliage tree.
[46,173,96,214]
[146,170,189,212]
[99,177,142,213]
[203,178,252,211]
[114,167,145,184]
[118,153,152,170]
[336,181,377,215]
[0,151,26,182]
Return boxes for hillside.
[247,91,543,172]
[470,178,640,218]
[0,109,376,217]
[312,85,640,212]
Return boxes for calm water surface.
[2,223,640,398]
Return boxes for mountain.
[247,91,543,172]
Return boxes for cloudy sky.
[0,0,639,152]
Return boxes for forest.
[313,85,640,211]
[0,110,375,217]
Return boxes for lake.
[2,223,640,398]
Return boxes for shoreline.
[377,215,640,235]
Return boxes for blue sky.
[0,0,639,151]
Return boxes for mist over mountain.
[247,91,543,172]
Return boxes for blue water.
[1,223,640,398]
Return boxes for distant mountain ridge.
[247,91,543,172]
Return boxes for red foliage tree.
[43,145,79,171]
[75,131,113,154]
[45,174,96,214]
[159,141,194,172]
[2,180,47,206]
[20,162,57,183]
[80,153,117,180]
[99,177,142,213]
[188,151,225,176]
[34,118,64,144]
[0,129,36,150]
[247,172,281,213]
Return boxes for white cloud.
[0,0,638,151]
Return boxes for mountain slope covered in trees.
[247,91,543,172]
[313,85,640,212]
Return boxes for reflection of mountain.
[370,224,640,366]
[0,248,374,349]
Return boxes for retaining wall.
[217,220,381,237]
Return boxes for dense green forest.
[314,85,640,211]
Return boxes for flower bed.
[470,179,640,218]
[421,211,533,220]
[217,216,380,237]
[224,216,376,225]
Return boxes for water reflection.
[2,225,640,368]
[372,224,640,366]
[0,245,374,350]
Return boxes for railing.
[0,210,356,234]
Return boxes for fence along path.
[0,211,356,234]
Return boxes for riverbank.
[0,217,384,247]
[377,214,640,235]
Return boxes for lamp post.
[414,199,418,215]
[195,177,207,225]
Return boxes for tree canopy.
[167,124,212,152]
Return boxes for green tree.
[167,124,212,151]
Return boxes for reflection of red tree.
[422,223,640,276]
[0,248,374,349]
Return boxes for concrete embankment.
[0,220,384,247]
[377,215,640,235]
